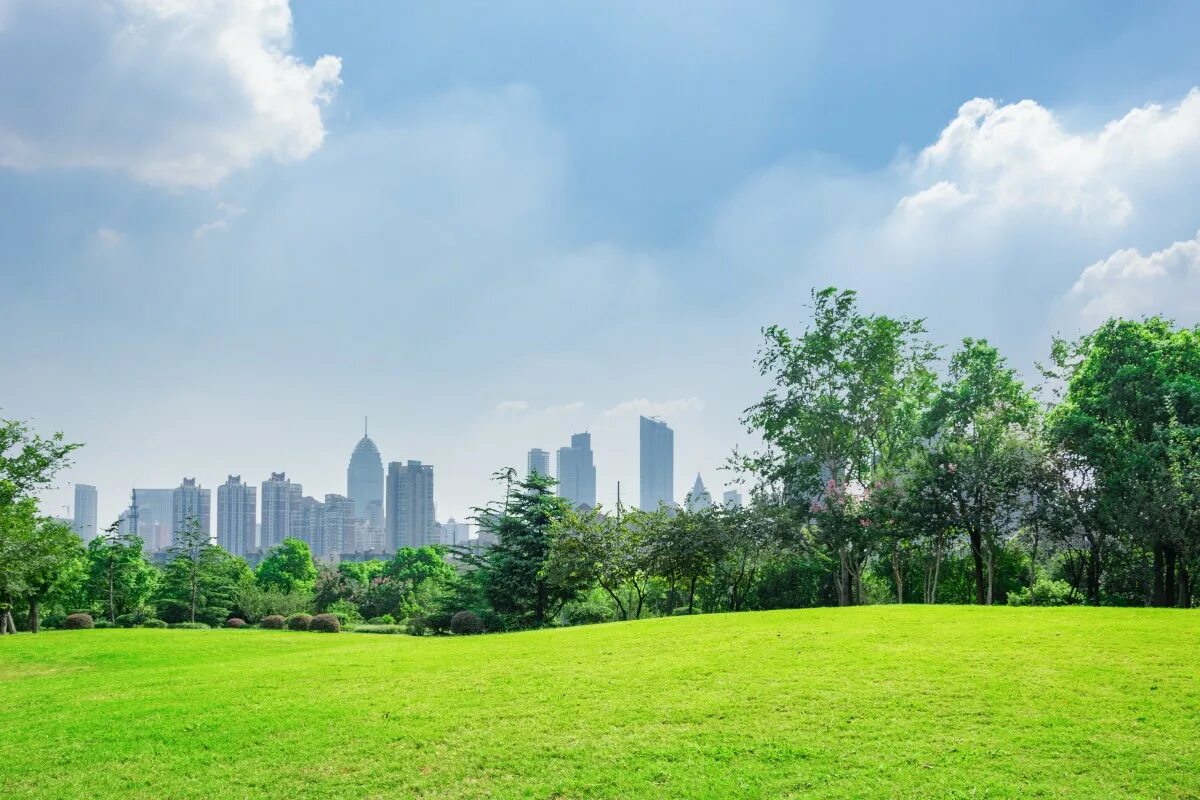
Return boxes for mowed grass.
[1,607,1198,799]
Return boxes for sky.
[3,0,1200,527]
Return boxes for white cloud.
[494,400,529,414]
[0,0,341,188]
[194,203,246,240]
[93,227,123,247]
[602,397,704,418]
[1068,232,1200,324]
[545,401,585,415]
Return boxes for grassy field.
[1,607,1198,799]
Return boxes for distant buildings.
[386,460,436,551]
[723,489,743,508]
[130,489,174,551]
[72,484,97,541]
[686,474,712,511]
[320,494,356,557]
[347,422,384,522]
[556,432,597,508]
[527,448,551,478]
[439,517,471,546]
[216,475,256,556]
[171,478,211,545]
[295,495,324,553]
[260,472,302,551]
[639,416,674,511]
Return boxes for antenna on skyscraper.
[364,416,368,437]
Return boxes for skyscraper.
[72,484,97,541]
[217,476,257,556]
[320,494,355,557]
[172,477,211,545]
[556,432,597,508]
[260,472,302,550]
[295,496,324,553]
[723,489,743,508]
[527,448,551,477]
[347,420,384,522]
[686,473,712,511]
[130,488,174,551]
[439,517,471,546]
[386,460,435,551]
[639,416,674,511]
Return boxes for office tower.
[639,416,674,511]
[72,484,98,541]
[556,432,597,508]
[439,517,471,546]
[723,489,743,508]
[130,488,174,551]
[216,475,257,556]
[686,474,712,512]
[171,478,211,545]
[353,518,386,553]
[321,494,355,557]
[527,448,551,478]
[347,420,384,522]
[260,472,302,550]
[295,496,324,553]
[386,460,435,551]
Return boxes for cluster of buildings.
[67,415,742,561]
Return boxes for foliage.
[286,613,313,631]
[366,615,395,625]
[157,525,250,625]
[256,539,318,593]
[449,610,484,635]
[309,613,340,633]
[1008,578,1079,607]
[325,599,362,624]
[140,619,167,628]
[85,530,158,623]
[170,622,210,630]
[260,615,285,630]
[226,618,247,628]
[231,583,312,623]
[562,601,613,625]
[63,613,93,629]
[354,624,406,635]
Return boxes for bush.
[41,612,67,630]
[93,619,113,629]
[226,618,247,628]
[309,613,340,633]
[325,599,362,624]
[261,614,286,630]
[286,613,313,631]
[450,610,484,635]
[1008,578,1079,607]
[366,615,396,625]
[426,611,454,635]
[63,613,94,630]
[141,619,168,628]
[564,601,614,626]
[672,606,697,616]
[115,609,154,628]
[355,624,406,635]
[405,615,430,636]
[170,622,211,630]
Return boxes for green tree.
[158,517,250,624]
[85,525,158,623]
[546,502,654,620]
[256,538,318,593]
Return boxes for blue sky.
[3,1,1200,526]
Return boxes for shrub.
[309,613,340,633]
[226,618,247,628]
[564,601,614,626]
[41,612,67,629]
[355,624,406,635]
[141,619,168,628]
[286,613,313,631]
[450,610,484,635]
[405,615,430,636]
[1008,578,1079,607]
[171,622,211,630]
[426,611,454,635]
[261,615,286,629]
[366,615,396,625]
[63,613,94,630]
[93,620,113,629]
[325,599,362,624]
[115,609,154,628]
[672,606,697,616]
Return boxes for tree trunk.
[1085,535,1101,607]
[892,544,904,604]
[1152,544,1167,607]
[2,610,15,635]
[837,547,852,607]
[968,530,986,605]
[29,597,40,634]
[1177,562,1192,609]
[986,543,995,606]
[687,575,697,614]
[108,561,117,624]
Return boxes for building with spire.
[686,474,712,511]
[347,418,384,524]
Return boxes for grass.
[1,606,1198,799]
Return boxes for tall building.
[347,420,384,522]
[686,474,713,511]
[439,517,471,546]
[172,477,211,545]
[556,432,597,508]
[386,460,436,551]
[527,448,551,478]
[639,416,674,511]
[217,475,256,556]
[72,484,98,541]
[260,472,302,550]
[723,489,743,508]
[320,494,355,557]
[130,488,174,551]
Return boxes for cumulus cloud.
[602,397,704,418]
[0,0,341,188]
[494,400,530,414]
[1068,232,1200,324]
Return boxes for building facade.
[639,416,674,511]
[260,472,302,550]
[385,460,436,551]
[527,448,551,478]
[439,517,471,546]
[685,473,713,512]
[320,494,356,557]
[72,484,98,541]
[129,488,174,551]
[171,477,212,545]
[722,489,743,508]
[347,423,384,523]
[556,432,597,508]
[216,475,257,556]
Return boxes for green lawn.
[1,607,1198,799]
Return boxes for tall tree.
[256,538,318,594]
[86,524,157,623]
[159,517,248,624]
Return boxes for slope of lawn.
[1,606,1198,799]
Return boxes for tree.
[86,525,158,623]
[546,502,653,620]
[158,517,249,625]
[256,538,318,593]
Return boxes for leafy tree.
[256,538,318,593]
[157,517,250,625]
[231,581,312,622]
[547,502,654,620]
[85,524,157,623]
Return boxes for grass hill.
[1,606,1198,799]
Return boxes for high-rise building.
[172,478,211,545]
[686,474,712,512]
[261,472,302,550]
[386,460,436,551]
[639,416,674,511]
[320,494,355,557]
[72,484,98,541]
[130,488,174,551]
[347,420,384,522]
[217,475,257,556]
[556,432,597,508]
[439,517,471,546]
[295,496,324,553]
[527,448,551,478]
[723,489,743,508]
